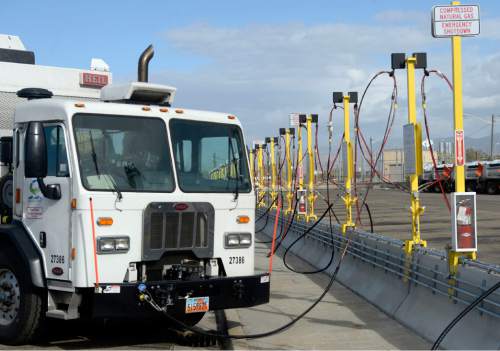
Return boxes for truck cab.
[0,45,269,345]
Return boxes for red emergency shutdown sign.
[455,129,465,166]
[432,5,480,38]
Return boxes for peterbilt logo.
[52,267,64,276]
[174,203,189,211]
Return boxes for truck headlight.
[97,236,130,254]
[115,238,130,252]
[224,233,252,249]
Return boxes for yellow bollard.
[404,55,427,257]
[335,92,357,235]
[306,115,318,222]
[296,116,307,221]
[281,128,295,215]
[266,137,278,209]
[257,144,266,208]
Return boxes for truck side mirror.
[24,122,61,200]
[25,122,47,178]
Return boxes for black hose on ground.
[282,205,336,274]
[431,281,500,350]
[143,240,351,340]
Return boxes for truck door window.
[44,125,69,177]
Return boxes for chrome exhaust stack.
[138,44,154,82]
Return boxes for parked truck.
[0,35,269,345]
[420,160,500,194]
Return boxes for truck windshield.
[73,114,175,192]
[169,119,251,193]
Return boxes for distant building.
[382,149,404,182]
[382,148,438,183]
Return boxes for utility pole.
[490,114,495,161]
[369,137,373,184]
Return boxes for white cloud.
[154,16,500,152]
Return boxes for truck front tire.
[0,249,45,345]
[486,182,498,195]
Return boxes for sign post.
[432,1,479,290]
[432,1,480,193]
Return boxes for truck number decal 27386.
[229,256,245,264]
[50,255,65,264]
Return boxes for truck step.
[46,309,78,320]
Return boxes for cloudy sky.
[2,0,499,153]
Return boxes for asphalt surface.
[315,186,500,264]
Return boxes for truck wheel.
[0,175,13,210]
[465,182,477,192]
[0,250,45,345]
[486,182,498,195]
[433,184,441,193]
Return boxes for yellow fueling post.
[430,1,480,290]
[390,52,428,282]
[306,115,318,222]
[334,92,357,234]
[452,2,465,195]
[296,116,307,221]
[257,144,266,208]
[405,54,427,257]
[266,137,278,209]
[447,2,477,276]
[281,128,295,215]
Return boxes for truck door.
[23,123,72,281]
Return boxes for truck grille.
[143,202,214,260]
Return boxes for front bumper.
[91,273,270,318]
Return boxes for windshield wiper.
[88,130,122,202]
[88,130,100,176]
[109,177,123,202]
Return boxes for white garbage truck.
[0,35,269,344]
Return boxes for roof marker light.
[142,106,151,111]
[175,109,184,114]
[159,108,169,113]
[74,103,85,108]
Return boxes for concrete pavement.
[224,235,429,349]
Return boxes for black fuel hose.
[431,281,500,350]
[282,205,336,274]
[144,240,350,340]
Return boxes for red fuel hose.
[89,197,100,287]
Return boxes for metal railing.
[258,209,500,319]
